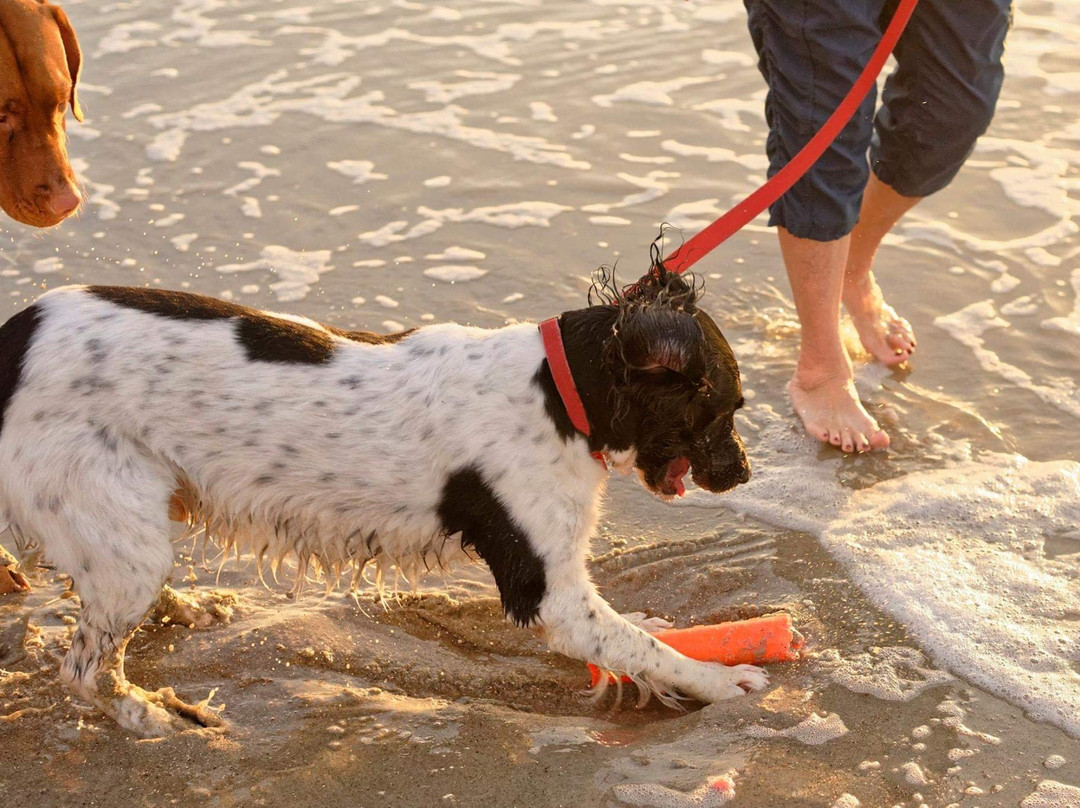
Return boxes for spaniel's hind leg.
[42,458,224,736]
[59,538,225,736]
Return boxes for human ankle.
[792,354,852,391]
[842,271,880,310]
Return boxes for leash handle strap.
[662,0,920,274]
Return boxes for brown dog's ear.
[49,5,83,122]
[618,307,705,377]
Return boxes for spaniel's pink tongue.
[664,457,690,497]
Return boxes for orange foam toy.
[589,613,804,687]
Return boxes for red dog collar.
[539,317,606,468]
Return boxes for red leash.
[541,0,919,451]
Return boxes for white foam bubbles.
[32,257,63,275]
[660,140,768,171]
[408,71,520,104]
[819,647,953,702]
[425,246,485,261]
[592,76,714,109]
[530,101,557,122]
[1021,781,1080,808]
[745,713,849,746]
[423,265,487,283]
[215,245,334,302]
[170,234,198,252]
[153,213,185,228]
[612,774,736,808]
[898,762,930,787]
[147,129,189,162]
[1042,268,1080,338]
[327,160,387,185]
[224,162,281,196]
[582,171,678,215]
[1001,295,1040,316]
[241,197,262,218]
[69,158,121,222]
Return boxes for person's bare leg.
[779,227,890,453]
[843,174,922,365]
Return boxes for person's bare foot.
[843,272,916,366]
[787,366,890,453]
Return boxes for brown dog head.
[0,0,83,227]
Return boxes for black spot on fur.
[236,316,336,364]
[87,286,416,366]
[0,304,42,440]
[437,467,546,627]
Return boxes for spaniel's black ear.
[617,306,704,377]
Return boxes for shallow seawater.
[1,0,1079,806]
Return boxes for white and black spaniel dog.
[0,263,766,737]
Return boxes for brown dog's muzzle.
[1,138,82,226]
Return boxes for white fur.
[0,286,767,736]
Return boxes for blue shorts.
[745,0,1012,241]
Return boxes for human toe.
[868,427,891,450]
